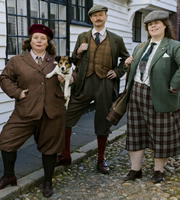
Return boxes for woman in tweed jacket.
[124,10,180,183]
[0,24,66,197]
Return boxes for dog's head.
[54,56,73,73]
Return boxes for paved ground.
[9,126,180,200]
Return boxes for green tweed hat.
[144,10,169,24]
[88,5,108,16]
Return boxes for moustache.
[95,20,102,22]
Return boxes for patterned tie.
[95,32,100,45]
[37,57,42,65]
[139,42,157,81]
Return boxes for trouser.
[66,74,114,136]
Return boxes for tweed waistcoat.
[86,35,112,79]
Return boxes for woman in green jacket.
[124,10,180,183]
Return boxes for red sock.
[61,128,72,158]
[97,136,107,161]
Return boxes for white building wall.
[0,0,178,131]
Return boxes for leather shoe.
[152,171,165,183]
[97,160,109,174]
[0,176,17,189]
[42,181,53,197]
[124,169,142,181]
[55,155,72,166]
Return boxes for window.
[70,0,93,25]
[6,0,68,59]
[132,12,142,42]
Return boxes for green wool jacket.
[126,37,180,113]
[72,29,130,100]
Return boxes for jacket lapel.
[148,37,169,74]
[21,51,54,71]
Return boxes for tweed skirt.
[126,81,180,158]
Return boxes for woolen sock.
[42,154,57,182]
[1,150,17,178]
[97,136,107,161]
[129,150,144,171]
[61,128,72,158]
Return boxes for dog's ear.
[68,57,74,64]
[55,56,61,62]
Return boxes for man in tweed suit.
[56,5,129,174]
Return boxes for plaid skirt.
[126,81,180,158]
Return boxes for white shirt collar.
[92,27,106,36]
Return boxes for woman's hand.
[125,56,133,67]
[169,86,180,94]
[18,89,29,100]
[58,75,65,84]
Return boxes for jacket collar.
[20,51,54,71]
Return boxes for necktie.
[37,57,42,65]
[139,42,157,81]
[95,32,100,45]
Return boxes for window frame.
[5,0,69,61]
[69,0,93,27]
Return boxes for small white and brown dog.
[46,56,73,109]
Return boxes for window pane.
[40,1,48,19]
[39,19,48,26]
[79,0,85,6]
[50,3,58,19]
[72,5,76,20]
[79,7,85,21]
[54,38,59,55]
[18,37,27,54]
[8,37,17,55]
[31,18,39,25]
[17,0,27,15]
[59,22,66,37]
[7,0,16,14]
[59,39,66,56]
[72,0,76,4]
[50,21,59,37]
[8,16,17,35]
[17,17,28,36]
[59,5,66,20]
[30,0,39,18]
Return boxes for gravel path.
[16,134,180,200]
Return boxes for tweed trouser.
[126,81,180,158]
[66,74,114,137]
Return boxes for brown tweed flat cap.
[144,10,169,24]
[88,5,108,16]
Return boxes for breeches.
[0,111,65,155]
[66,74,114,136]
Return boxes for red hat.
[28,24,54,39]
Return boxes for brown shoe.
[0,176,17,189]
[152,171,165,183]
[55,155,72,166]
[97,160,110,174]
[124,169,142,181]
[42,181,53,197]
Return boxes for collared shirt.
[30,49,46,64]
[134,39,161,86]
[92,27,107,43]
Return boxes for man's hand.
[77,43,88,54]
[106,70,117,79]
